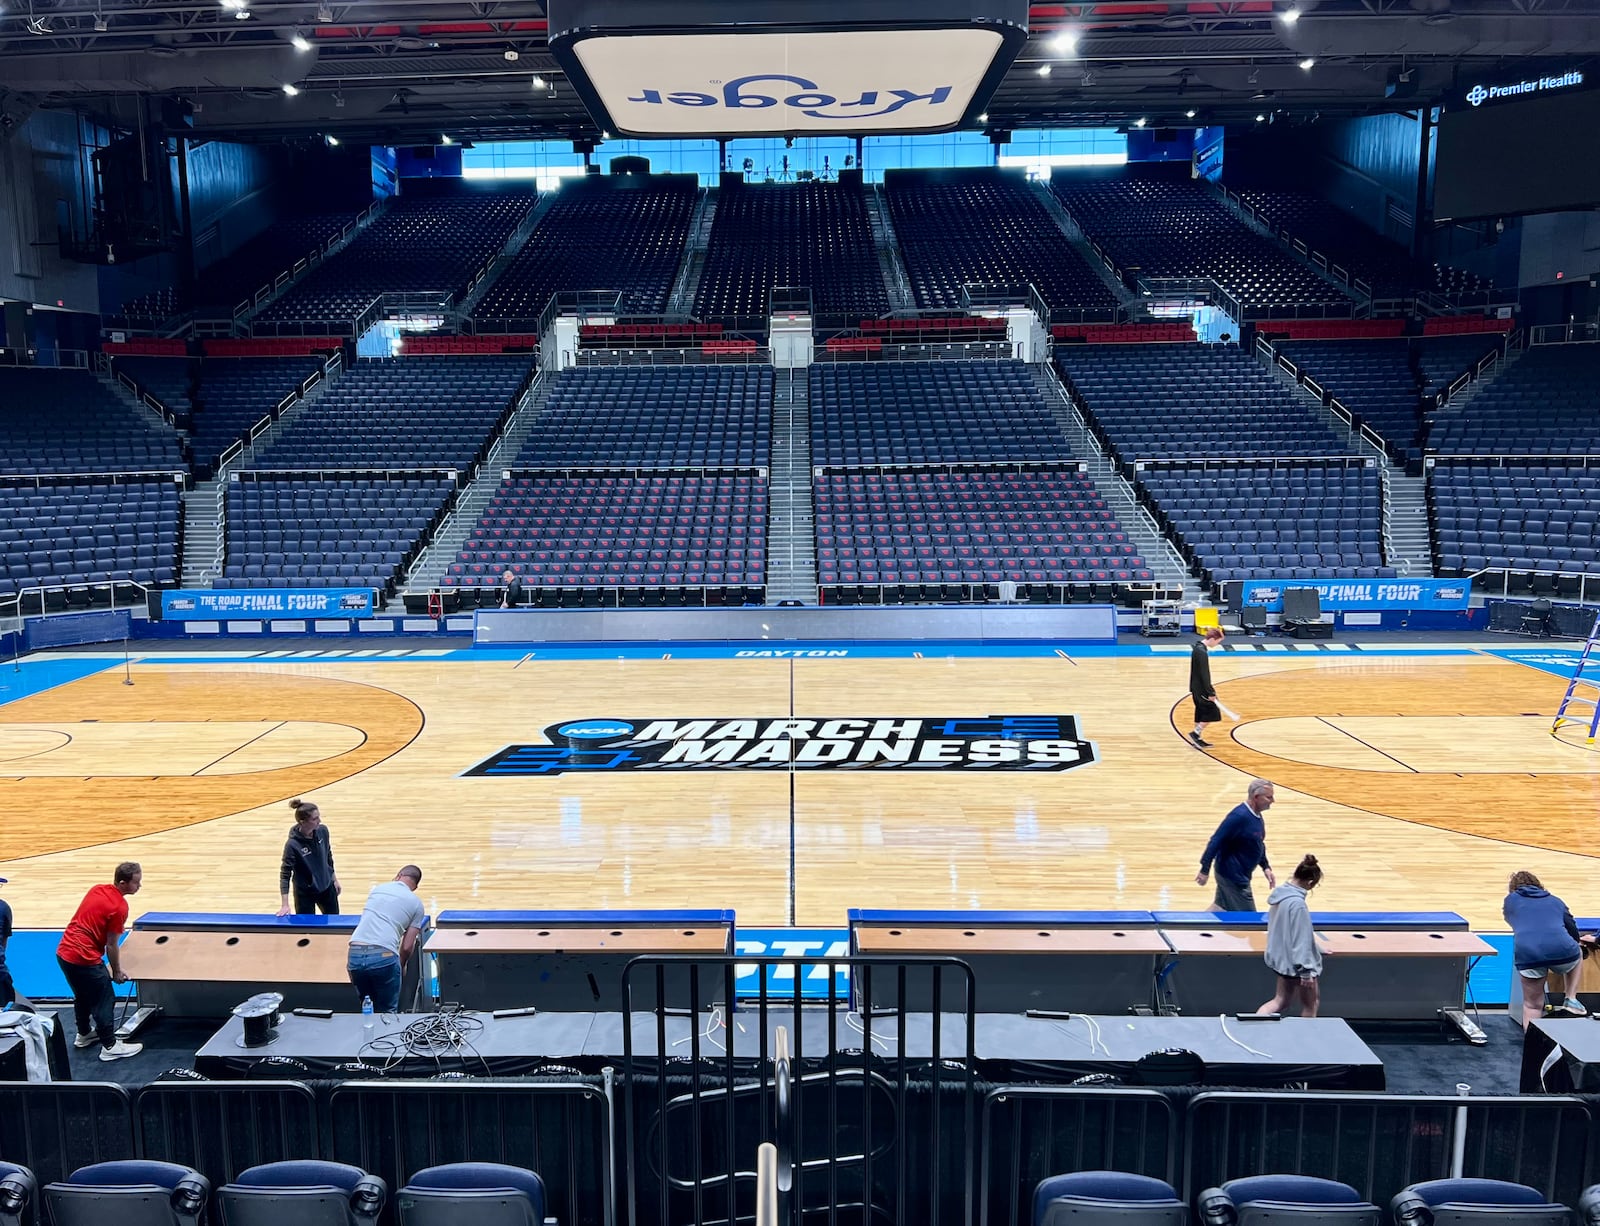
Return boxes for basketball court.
[0,638,1593,932]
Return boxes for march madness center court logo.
[465,716,1096,776]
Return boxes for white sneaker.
[74,1033,100,1049]
[98,1040,142,1062]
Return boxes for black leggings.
[294,886,340,915]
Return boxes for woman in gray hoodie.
[1258,855,1331,1018]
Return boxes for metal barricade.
[622,955,977,1226]
[0,1082,134,1185]
[135,1080,318,1185]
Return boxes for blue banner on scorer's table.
[160,588,375,621]
[1239,578,1471,612]
[735,929,850,999]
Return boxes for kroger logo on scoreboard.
[465,715,1096,777]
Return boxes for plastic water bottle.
[361,995,374,1042]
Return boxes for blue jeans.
[347,945,402,1013]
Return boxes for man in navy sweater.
[1195,778,1276,912]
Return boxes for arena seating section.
[694,181,886,320]
[1053,166,1357,314]
[1233,187,1494,300]
[472,175,697,323]
[445,365,771,601]
[1055,343,1391,589]
[882,168,1118,316]
[0,368,185,605]
[218,476,454,592]
[0,368,185,476]
[1275,335,1507,465]
[809,360,1151,600]
[119,208,366,321]
[247,354,531,472]
[109,354,196,425]
[257,183,536,326]
[0,479,179,602]
[1426,343,1600,590]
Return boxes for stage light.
[93,13,108,31]
[326,134,340,146]
[1280,6,1300,23]
[1051,29,1078,54]
[282,83,299,96]
[1299,57,1315,70]
[1036,63,1051,77]
[291,31,311,50]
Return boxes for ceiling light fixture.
[977,112,988,123]
[282,83,300,96]
[291,31,311,50]
[1185,108,1197,118]
[1255,112,1266,121]
[503,46,519,62]
[1280,6,1300,23]
[93,12,107,31]
[1299,57,1315,70]
[530,74,546,89]
[601,130,611,140]
[1036,63,1052,77]
[1050,29,1078,54]
[326,134,339,145]
[333,89,345,107]
[1134,117,1146,127]
[316,0,331,19]
[440,133,453,144]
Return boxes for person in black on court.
[277,798,341,916]
[1189,626,1225,748]
[499,567,524,609]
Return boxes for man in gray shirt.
[346,865,426,1013]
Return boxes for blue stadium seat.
[1033,1172,1187,1225]
[396,1162,546,1226]
[1390,1178,1571,1225]
[1198,1175,1381,1225]
[218,1160,386,1226]
[0,1161,34,1226]
[43,1161,209,1226]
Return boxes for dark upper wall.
[186,139,290,272]
[0,109,103,313]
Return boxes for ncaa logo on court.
[464,716,1097,777]
[1466,84,1488,106]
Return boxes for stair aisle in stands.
[1032,181,1140,312]
[766,368,818,604]
[865,184,916,313]
[454,193,560,320]
[666,190,717,316]
[398,370,553,598]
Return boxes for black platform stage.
[191,1007,1385,1089]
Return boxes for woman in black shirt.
[276,799,341,916]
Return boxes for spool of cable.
[233,992,285,1049]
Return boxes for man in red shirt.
[55,862,143,1062]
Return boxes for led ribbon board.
[546,0,1029,137]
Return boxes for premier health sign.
[1463,69,1585,108]
[1239,579,1471,613]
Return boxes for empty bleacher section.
[810,361,1067,468]
[693,180,886,321]
[1055,343,1389,590]
[106,354,195,425]
[246,354,532,472]
[882,169,1118,317]
[185,356,333,474]
[815,470,1151,590]
[1425,343,1600,593]
[443,366,770,602]
[218,476,454,592]
[1232,187,1494,300]
[1139,461,1388,586]
[1053,166,1357,315]
[471,176,697,325]
[809,360,1152,601]
[0,479,179,607]
[448,474,765,592]
[117,208,369,322]
[0,367,185,476]
[515,366,771,469]
[1272,333,1509,466]
[1427,343,1600,456]
[255,183,536,329]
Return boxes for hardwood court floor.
[0,646,1594,930]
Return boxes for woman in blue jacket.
[1503,871,1586,1028]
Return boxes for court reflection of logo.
[466,715,1096,777]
